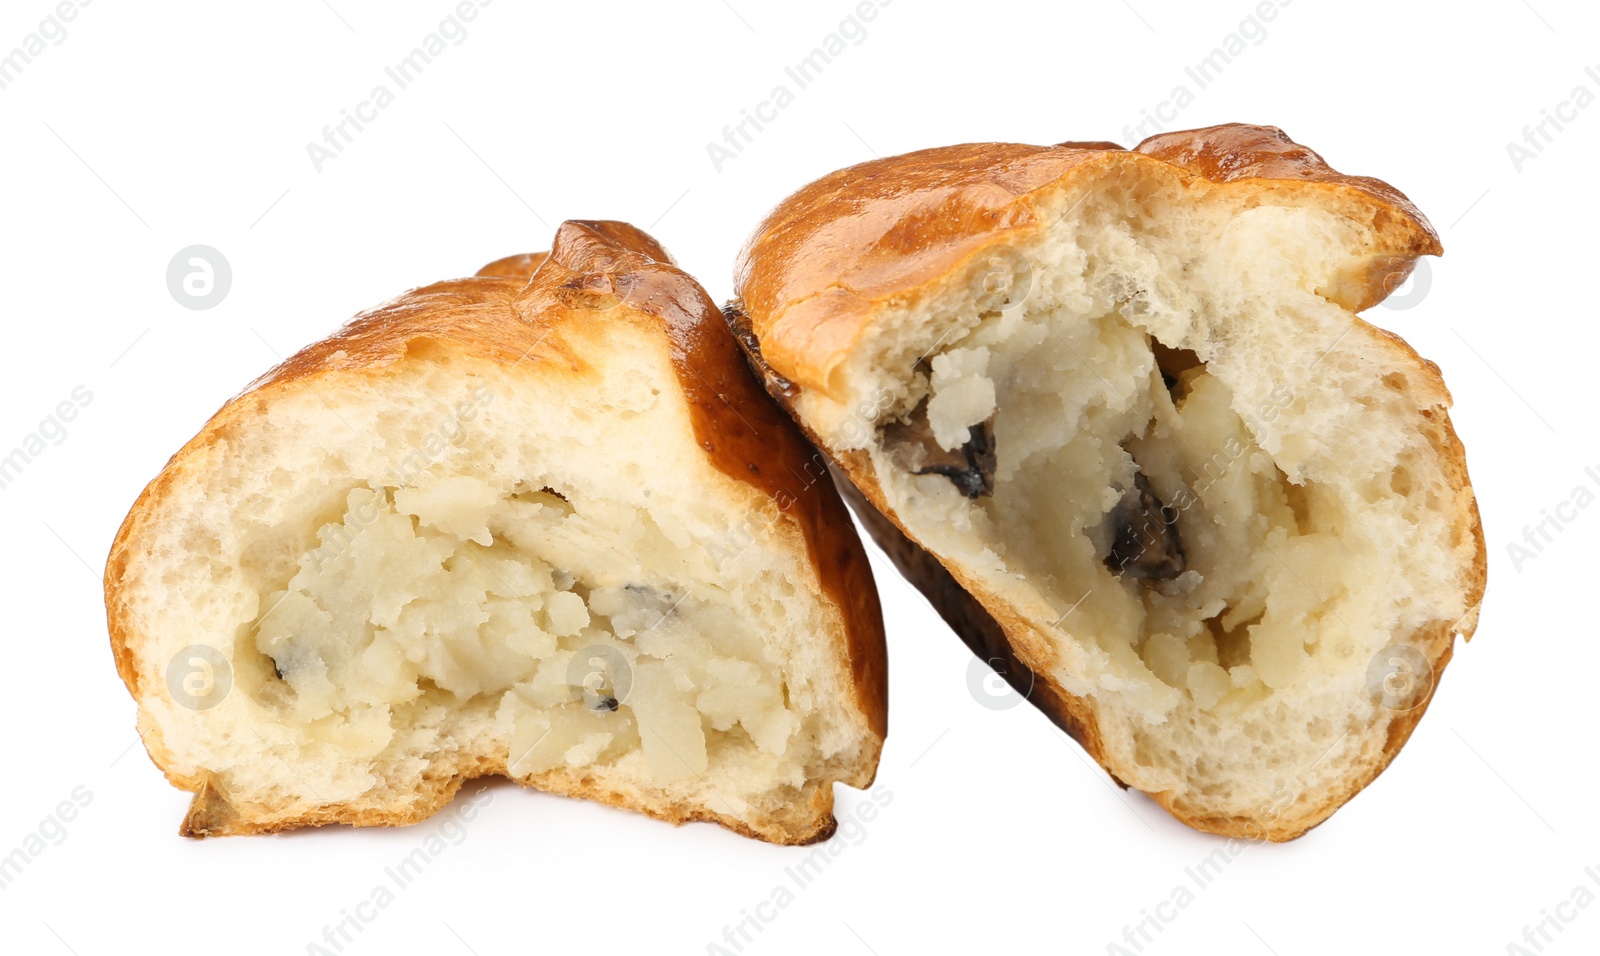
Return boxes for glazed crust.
[734,123,1442,398]
[728,124,1485,841]
[106,220,886,844]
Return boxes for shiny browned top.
[109,221,887,740]
[475,251,548,278]
[733,123,1442,397]
[1137,125,1438,233]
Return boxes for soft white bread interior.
[106,221,886,844]
[730,125,1485,840]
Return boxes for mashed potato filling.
[248,478,802,788]
[878,302,1356,719]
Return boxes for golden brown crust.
[728,125,1483,841]
[734,123,1442,397]
[1134,124,1439,242]
[475,251,548,278]
[106,220,886,843]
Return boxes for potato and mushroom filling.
[877,302,1357,718]
[250,478,801,786]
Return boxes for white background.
[1,0,1595,953]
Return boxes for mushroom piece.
[1104,471,1186,583]
[883,404,997,500]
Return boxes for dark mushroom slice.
[882,403,997,500]
[1104,470,1186,583]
